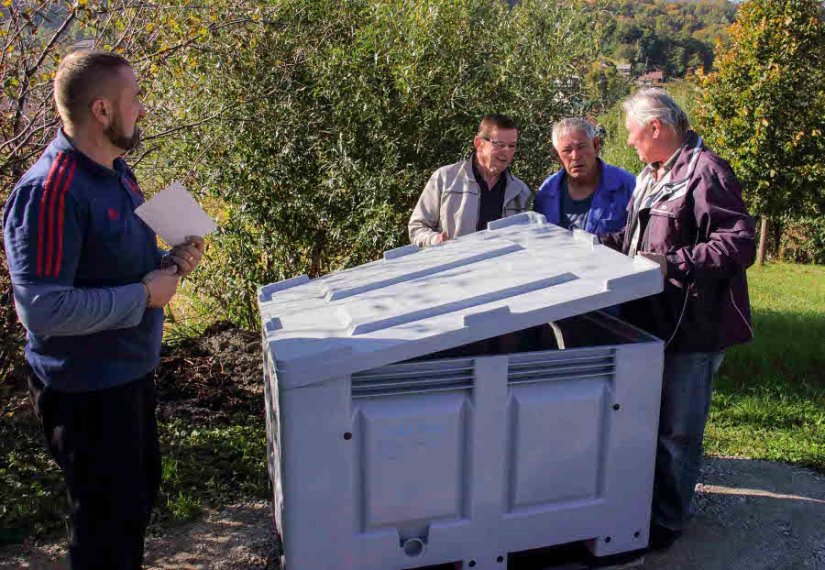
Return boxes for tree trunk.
[757,216,769,267]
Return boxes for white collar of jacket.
[459,156,525,206]
[636,133,704,208]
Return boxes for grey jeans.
[652,351,724,531]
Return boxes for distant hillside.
[599,0,738,77]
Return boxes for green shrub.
[147,0,603,329]
[777,216,825,265]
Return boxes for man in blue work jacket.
[534,118,636,234]
[3,50,205,568]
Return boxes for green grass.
[154,420,268,528]
[705,263,825,470]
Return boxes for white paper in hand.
[135,180,217,246]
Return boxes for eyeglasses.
[482,137,517,150]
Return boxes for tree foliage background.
[3,0,821,384]
[696,0,825,261]
[1,0,607,378]
[171,0,603,327]
[598,0,737,76]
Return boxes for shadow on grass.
[719,308,824,395]
[0,398,65,546]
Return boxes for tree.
[165,0,604,328]
[696,0,825,265]
[0,0,268,382]
[596,0,737,77]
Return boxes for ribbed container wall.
[263,313,663,570]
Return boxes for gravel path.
[3,457,824,569]
[639,457,825,570]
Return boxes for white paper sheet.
[135,180,217,246]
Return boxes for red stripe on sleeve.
[36,152,66,278]
[44,155,71,278]
[52,159,77,279]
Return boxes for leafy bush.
[0,271,25,387]
[151,0,602,328]
[777,216,825,265]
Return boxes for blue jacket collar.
[544,159,624,197]
[53,128,129,179]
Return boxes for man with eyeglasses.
[409,114,531,247]
[534,117,636,235]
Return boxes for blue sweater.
[533,159,636,235]
[3,130,164,392]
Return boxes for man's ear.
[650,118,662,139]
[89,98,112,128]
[550,146,562,165]
[472,135,483,154]
[593,137,602,155]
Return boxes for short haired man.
[601,88,755,551]
[3,50,204,568]
[533,118,635,234]
[409,114,531,247]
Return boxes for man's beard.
[104,118,141,152]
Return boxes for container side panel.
[355,393,469,530]
[588,341,664,557]
[263,349,284,539]
[280,377,356,570]
[507,379,608,509]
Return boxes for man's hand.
[639,251,667,277]
[142,266,179,308]
[168,236,205,277]
[435,231,450,244]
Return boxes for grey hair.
[622,88,690,135]
[551,117,598,149]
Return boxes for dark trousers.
[28,370,161,570]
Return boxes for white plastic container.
[258,213,665,570]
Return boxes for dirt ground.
[2,456,824,570]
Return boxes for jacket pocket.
[643,207,684,253]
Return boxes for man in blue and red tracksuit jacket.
[3,50,205,569]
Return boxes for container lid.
[258,213,663,389]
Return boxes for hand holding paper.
[167,236,205,277]
[135,181,217,247]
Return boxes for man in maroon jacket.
[601,88,755,550]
